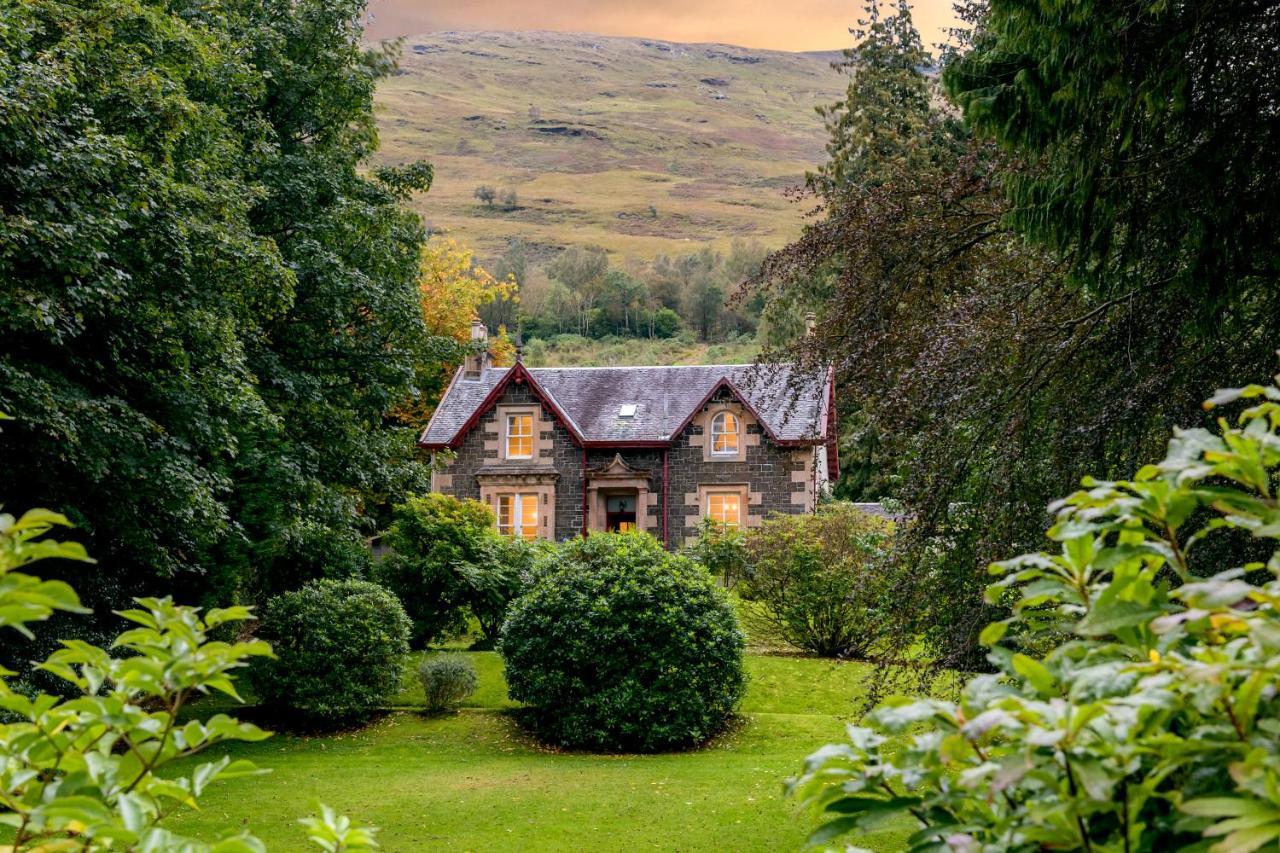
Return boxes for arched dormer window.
[710,411,741,456]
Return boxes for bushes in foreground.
[501,532,745,751]
[249,578,410,724]
[791,378,1280,850]
[739,504,895,658]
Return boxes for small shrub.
[790,376,1280,850]
[418,654,478,712]
[250,578,410,724]
[740,503,895,657]
[500,532,745,752]
[683,516,749,588]
[376,493,500,646]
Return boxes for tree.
[944,0,1279,320]
[474,185,496,207]
[498,187,518,210]
[0,0,439,607]
[546,246,610,336]
[752,0,1280,673]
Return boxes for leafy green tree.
[375,494,524,647]
[791,376,1280,851]
[0,507,376,850]
[0,0,436,608]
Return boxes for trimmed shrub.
[418,654,478,712]
[249,579,410,723]
[500,532,745,752]
[740,503,895,658]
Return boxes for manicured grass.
[171,653,913,851]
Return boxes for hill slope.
[372,31,845,265]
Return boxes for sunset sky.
[362,0,961,53]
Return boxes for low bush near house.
[791,377,1280,851]
[683,516,749,588]
[377,493,527,647]
[418,654,478,712]
[740,503,895,658]
[500,532,745,752]
[0,506,375,849]
[250,578,410,724]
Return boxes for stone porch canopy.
[418,361,838,480]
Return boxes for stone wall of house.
[431,383,584,540]
[432,384,819,549]
[665,386,816,548]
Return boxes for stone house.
[418,322,838,549]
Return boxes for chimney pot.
[804,312,817,336]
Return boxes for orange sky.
[362,0,961,53]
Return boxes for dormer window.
[506,413,533,459]
[710,411,740,456]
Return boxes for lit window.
[710,412,740,456]
[506,413,533,459]
[707,492,742,528]
[497,493,539,540]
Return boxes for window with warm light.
[706,492,742,528]
[506,413,533,459]
[497,493,539,540]
[710,411,740,456]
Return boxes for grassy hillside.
[372,30,845,267]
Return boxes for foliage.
[791,377,1280,851]
[741,504,895,658]
[417,655,478,713]
[754,0,1280,674]
[0,0,436,610]
[500,533,745,751]
[683,516,749,589]
[249,579,410,724]
[392,238,517,426]
[0,508,375,849]
[375,493,528,646]
[944,0,1279,318]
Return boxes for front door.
[605,493,637,532]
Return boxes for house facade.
[418,322,838,549]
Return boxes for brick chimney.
[463,318,491,379]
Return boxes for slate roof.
[419,362,831,448]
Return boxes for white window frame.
[706,491,742,528]
[505,413,534,460]
[497,493,539,540]
[710,411,741,457]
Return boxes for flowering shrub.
[0,507,376,850]
[501,532,745,751]
[790,377,1280,851]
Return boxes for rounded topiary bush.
[500,532,745,752]
[249,579,410,724]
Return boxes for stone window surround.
[687,483,764,531]
[693,403,759,462]
[478,475,557,541]
[488,404,553,462]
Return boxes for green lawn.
[171,653,914,851]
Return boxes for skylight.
[618,404,637,418]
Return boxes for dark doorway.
[605,493,637,533]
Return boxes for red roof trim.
[664,376,786,444]
[417,362,585,449]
